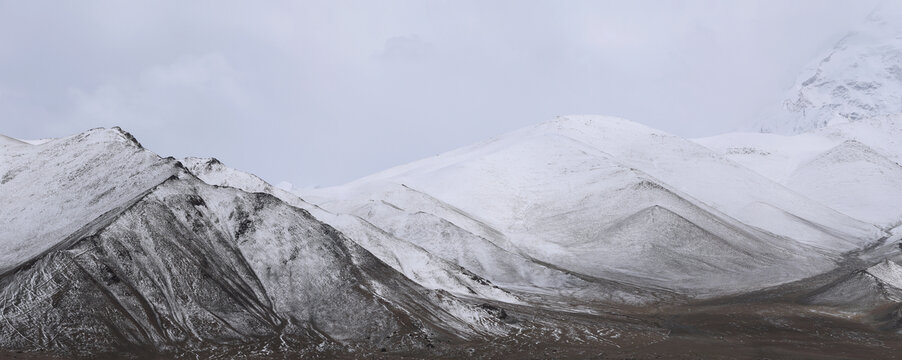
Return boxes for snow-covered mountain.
[0,129,513,355]
[3,123,902,357]
[754,2,902,134]
[301,116,883,296]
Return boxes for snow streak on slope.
[755,3,902,134]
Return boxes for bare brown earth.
[13,299,900,360]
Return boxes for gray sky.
[0,0,881,187]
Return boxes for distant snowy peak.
[756,4,902,134]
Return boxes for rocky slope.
[0,129,509,356]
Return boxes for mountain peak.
[755,6,902,135]
[66,126,146,150]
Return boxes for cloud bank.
[0,0,881,186]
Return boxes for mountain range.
[3,6,902,360]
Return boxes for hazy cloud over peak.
[0,0,883,186]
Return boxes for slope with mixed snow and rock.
[183,157,672,304]
[0,129,509,354]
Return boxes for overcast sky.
[0,0,882,187]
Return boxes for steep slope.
[0,129,508,354]
[306,116,870,295]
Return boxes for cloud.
[0,0,885,187]
[67,53,246,129]
[380,35,434,63]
